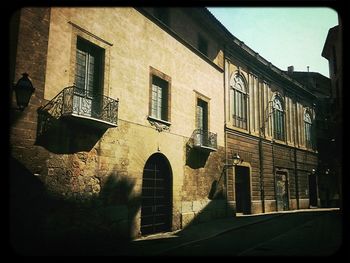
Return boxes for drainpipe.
[272,138,277,211]
[258,79,265,213]
[258,134,265,213]
[223,50,229,216]
[294,96,300,209]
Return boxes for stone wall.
[181,146,227,227]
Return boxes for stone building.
[9,7,320,251]
[10,8,226,247]
[285,69,339,208]
[321,22,343,208]
[223,43,318,214]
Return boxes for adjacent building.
[10,8,326,248]
[321,23,343,208]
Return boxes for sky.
[207,7,339,78]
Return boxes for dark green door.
[141,153,172,235]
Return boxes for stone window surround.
[148,66,172,125]
[194,90,211,132]
[68,21,112,98]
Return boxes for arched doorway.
[141,153,172,235]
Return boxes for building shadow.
[185,145,210,169]
[35,110,106,154]
[9,156,140,256]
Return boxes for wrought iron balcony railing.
[38,86,119,130]
[191,129,217,151]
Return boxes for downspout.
[258,79,265,213]
[272,138,277,211]
[223,48,229,215]
[258,133,265,213]
[294,96,300,209]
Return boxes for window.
[198,34,208,56]
[196,98,208,132]
[75,37,103,96]
[272,95,285,141]
[149,68,171,122]
[304,110,313,148]
[230,74,247,130]
[74,37,104,117]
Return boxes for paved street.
[160,210,342,256]
[37,209,343,256]
[119,209,343,257]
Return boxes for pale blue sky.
[208,7,339,78]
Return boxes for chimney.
[287,66,294,73]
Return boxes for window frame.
[304,109,313,149]
[272,94,285,141]
[68,22,112,99]
[148,67,171,124]
[75,36,104,98]
[230,73,248,130]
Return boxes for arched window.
[230,74,247,129]
[304,110,313,148]
[272,95,285,140]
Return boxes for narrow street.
[132,210,343,256]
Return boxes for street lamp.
[13,73,35,111]
[232,153,242,166]
[223,152,243,169]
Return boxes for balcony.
[38,86,119,133]
[191,129,217,152]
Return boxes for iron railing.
[192,129,217,151]
[38,85,119,128]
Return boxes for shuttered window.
[231,74,247,129]
[304,111,313,148]
[75,37,102,97]
[273,96,285,141]
[151,76,169,121]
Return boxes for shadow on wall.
[9,156,140,256]
[185,145,210,169]
[35,111,106,154]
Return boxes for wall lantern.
[232,153,242,166]
[13,73,35,111]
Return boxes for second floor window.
[196,98,208,132]
[74,37,104,117]
[230,74,247,130]
[272,95,285,141]
[304,111,313,148]
[75,37,103,97]
[151,75,169,121]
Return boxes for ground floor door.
[276,171,289,211]
[309,172,318,207]
[235,166,251,214]
[141,153,172,235]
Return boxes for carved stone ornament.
[148,119,170,132]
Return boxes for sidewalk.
[104,207,340,256]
